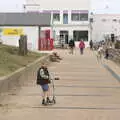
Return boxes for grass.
[0,44,46,77]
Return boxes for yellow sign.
[3,28,23,36]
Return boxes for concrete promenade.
[0,49,120,120]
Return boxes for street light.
[89,12,94,41]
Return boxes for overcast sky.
[0,0,120,13]
[91,0,120,14]
[0,0,25,12]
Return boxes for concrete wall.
[0,55,50,101]
[0,26,39,50]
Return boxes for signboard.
[3,28,23,36]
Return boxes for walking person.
[96,46,103,62]
[89,40,93,50]
[79,39,85,55]
[68,39,75,54]
[37,63,52,105]
[105,48,109,60]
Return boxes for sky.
[0,0,25,12]
[91,0,120,14]
[0,0,120,13]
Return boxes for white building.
[91,14,120,42]
[0,13,51,51]
[25,0,90,47]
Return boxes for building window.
[71,13,88,21]
[53,13,60,21]
[63,14,68,24]
[73,31,88,41]
[80,13,88,21]
[71,13,80,21]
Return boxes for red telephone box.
[38,29,54,51]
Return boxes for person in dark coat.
[105,48,109,59]
[89,40,93,50]
[68,39,75,54]
[37,63,52,105]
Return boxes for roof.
[0,13,51,26]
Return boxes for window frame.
[80,13,88,21]
[71,13,88,21]
[63,13,68,24]
[71,13,80,21]
[53,13,60,21]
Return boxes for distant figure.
[68,39,75,54]
[61,39,64,49]
[89,40,93,50]
[79,40,85,55]
[105,48,109,60]
[96,46,103,62]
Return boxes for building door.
[60,31,69,44]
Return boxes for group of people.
[68,39,85,55]
[89,40,109,61]
[89,40,105,50]
[37,40,110,106]
[37,39,85,106]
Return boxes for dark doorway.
[73,31,88,41]
[60,31,69,44]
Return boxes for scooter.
[44,73,59,106]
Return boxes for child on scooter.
[37,63,52,105]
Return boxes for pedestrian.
[89,40,93,50]
[36,63,52,105]
[105,48,109,60]
[68,39,75,54]
[96,46,103,62]
[79,39,85,55]
[61,39,64,49]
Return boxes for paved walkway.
[0,49,120,120]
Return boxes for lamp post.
[89,12,94,42]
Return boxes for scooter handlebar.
[50,77,60,80]
[54,77,60,80]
